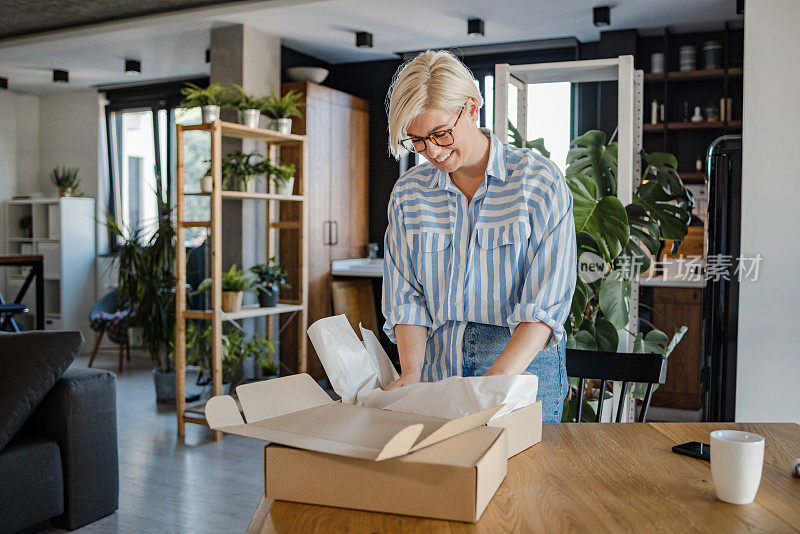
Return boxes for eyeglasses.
[400,102,467,154]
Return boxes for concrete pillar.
[209,25,280,376]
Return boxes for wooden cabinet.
[650,287,703,410]
[279,82,369,379]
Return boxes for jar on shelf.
[703,41,723,70]
[679,45,696,71]
[651,52,665,73]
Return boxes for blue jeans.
[461,322,568,423]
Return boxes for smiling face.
[405,99,481,173]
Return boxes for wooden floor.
[43,349,265,533]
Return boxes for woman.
[381,50,576,423]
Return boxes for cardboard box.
[264,426,507,522]
[206,374,542,522]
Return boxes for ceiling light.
[125,59,141,76]
[355,31,373,48]
[0,77,7,90]
[467,18,485,37]
[53,69,69,83]
[593,6,610,27]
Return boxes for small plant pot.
[242,108,260,129]
[58,186,73,197]
[201,105,221,123]
[587,388,614,423]
[274,177,295,196]
[152,369,176,404]
[271,118,292,134]
[221,291,243,313]
[258,286,279,308]
[200,175,213,193]
[238,175,256,193]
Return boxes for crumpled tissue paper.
[307,315,538,421]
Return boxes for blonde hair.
[386,50,483,159]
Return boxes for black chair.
[565,349,668,423]
[0,302,29,332]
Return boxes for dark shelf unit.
[640,23,744,178]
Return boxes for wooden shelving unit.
[644,67,743,82]
[174,120,308,440]
[643,120,742,132]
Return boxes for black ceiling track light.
[0,77,7,90]
[53,69,69,83]
[467,18,485,37]
[593,6,611,27]
[355,31,373,48]
[125,59,141,76]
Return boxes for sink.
[331,258,384,277]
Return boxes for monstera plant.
[509,123,692,419]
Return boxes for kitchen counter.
[331,258,383,278]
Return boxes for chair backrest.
[89,289,120,321]
[565,348,668,423]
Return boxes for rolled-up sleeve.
[382,196,433,343]
[507,172,577,349]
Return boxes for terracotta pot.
[221,291,243,313]
[58,187,72,197]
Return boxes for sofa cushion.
[0,331,84,451]
[0,434,64,533]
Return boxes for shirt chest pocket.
[474,219,531,303]
[410,230,453,299]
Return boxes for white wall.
[38,90,102,200]
[737,0,800,423]
[0,91,40,201]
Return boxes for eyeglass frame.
[400,101,468,154]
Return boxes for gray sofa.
[0,367,119,533]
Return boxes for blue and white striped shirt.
[382,129,577,382]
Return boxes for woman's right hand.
[384,373,421,391]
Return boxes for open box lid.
[205,374,503,461]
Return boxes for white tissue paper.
[307,315,538,421]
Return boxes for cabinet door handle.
[332,220,339,246]
[323,221,330,245]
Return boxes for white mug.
[710,430,765,504]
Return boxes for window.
[108,109,161,239]
[525,82,571,172]
[104,78,209,246]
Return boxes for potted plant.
[200,167,213,193]
[249,258,290,307]
[221,150,263,192]
[106,191,177,403]
[261,88,304,134]
[271,162,296,196]
[194,264,256,313]
[509,124,693,421]
[180,82,228,123]
[247,334,278,379]
[228,84,267,129]
[50,166,80,197]
[187,323,277,391]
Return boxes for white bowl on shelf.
[286,66,329,84]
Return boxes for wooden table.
[246,422,800,533]
[0,254,44,330]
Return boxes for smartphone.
[672,441,710,461]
